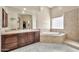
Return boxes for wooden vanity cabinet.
[1,31,40,52]
[1,34,18,52]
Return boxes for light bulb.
[23,8,26,10]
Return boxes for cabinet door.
[27,32,35,44]
[35,31,40,42]
[1,34,18,52]
[4,34,17,44]
[2,43,17,51]
[18,33,26,47]
[24,33,28,44]
[1,35,5,51]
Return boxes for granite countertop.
[1,29,40,35]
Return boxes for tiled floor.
[11,42,79,52]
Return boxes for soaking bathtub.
[40,32,66,43]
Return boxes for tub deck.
[40,32,66,43]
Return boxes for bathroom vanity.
[1,30,40,52]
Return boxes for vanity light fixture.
[22,8,26,14]
[23,8,26,10]
[28,21,30,24]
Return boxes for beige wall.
[64,9,78,40]
[6,7,21,30]
[1,7,19,30]
[50,6,79,18]
[36,7,50,32]
[50,6,79,41]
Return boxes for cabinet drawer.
[35,32,40,42]
[4,35,17,44]
[18,33,27,46]
[2,43,17,51]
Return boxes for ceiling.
[6,6,54,14]
[7,6,54,11]
[12,6,40,11]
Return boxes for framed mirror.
[18,14,32,29]
[2,8,8,27]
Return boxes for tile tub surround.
[11,42,79,52]
[40,32,66,43]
